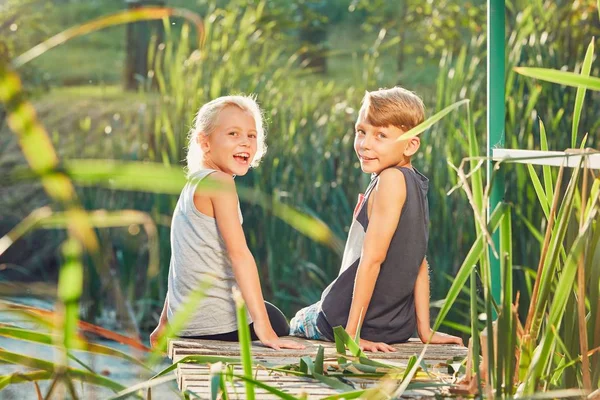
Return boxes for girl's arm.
[345,168,406,353]
[150,296,169,348]
[209,172,303,350]
[414,258,464,345]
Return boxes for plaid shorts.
[289,302,324,340]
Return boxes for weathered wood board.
[168,337,468,399]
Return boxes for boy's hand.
[358,338,395,353]
[419,329,464,346]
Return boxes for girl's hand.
[419,329,464,346]
[254,322,305,350]
[150,320,167,349]
[359,338,395,353]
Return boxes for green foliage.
[349,0,485,70]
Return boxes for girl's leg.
[265,301,290,336]
[248,301,290,340]
[180,330,240,341]
[181,301,290,341]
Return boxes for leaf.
[314,346,324,375]
[225,374,299,400]
[107,375,177,400]
[0,349,126,392]
[433,203,509,331]
[0,370,53,391]
[527,163,550,218]
[538,120,554,203]
[397,99,470,141]
[0,325,148,368]
[13,8,205,68]
[571,38,595,148]
[148,278,213,365]
[333,326,365,358]
[312,372,355,391]
[233,288,254,400]
[514,67,600,91]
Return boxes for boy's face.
[354,108,420,174]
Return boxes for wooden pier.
[168,337,468,399]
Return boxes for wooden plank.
[169,337,467,361]
[184,384,341,397]
[169,336,467,399]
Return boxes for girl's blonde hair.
[186,95,267,176]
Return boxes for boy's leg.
[289,302,326,340]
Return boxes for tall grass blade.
[0,326,147,368]
[539,120,554,203]
[148,277,212,365]
[433,203,508,331]
[107,375,178,400]
[523,202,598,394]
[470,269,482,394]
[58,239,83,356]
[13,8,204,68]
[333,326,365,358]
[571,38,595,148]
[514,68,600,91]
[527,164,551,218]
[530,164,582,340]
[0,208,160,278]
[232,287,254,400]
[0,349,126,392]
[224,374,299,400]
[60,160,343,250]
[397,99,470,141]
[0,371,53,390]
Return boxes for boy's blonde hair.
[360,87,425,131]
[186,95,267,176]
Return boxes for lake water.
[0,298,176,399]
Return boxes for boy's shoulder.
[377,167,407,189]
[373,167,407,204]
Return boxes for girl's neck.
[201,160,224,174]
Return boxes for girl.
[150,95,303,350]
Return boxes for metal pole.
[487,0,505,305]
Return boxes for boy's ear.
[403,136,420,157]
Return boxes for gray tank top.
[317,166,429,343]
[167,169,249,336]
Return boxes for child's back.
[167,168,245,336]
[290,86,462,350]
[317,166,429,343]
[150,95,303,351]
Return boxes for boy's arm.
[345,169,406,353]
[414,258,464,346]
[210,173,303,350]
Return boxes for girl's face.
[199,106,258,176]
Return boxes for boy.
[290,87,463,351]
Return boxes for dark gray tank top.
[317,166,429,343]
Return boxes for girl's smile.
[199,106,258,176]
